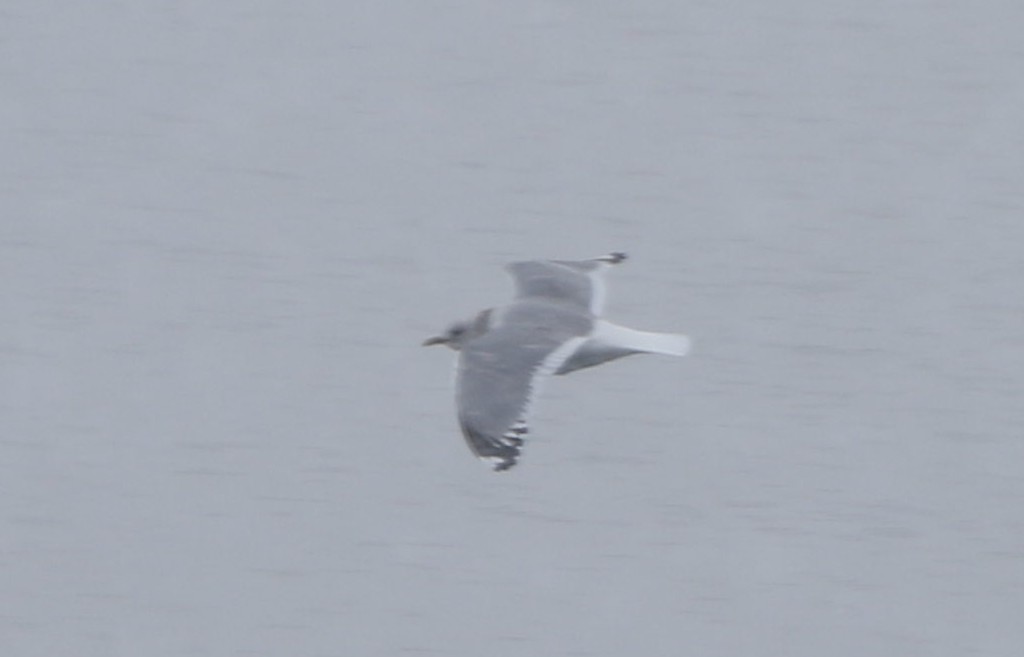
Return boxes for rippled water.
[4,2,1024,655]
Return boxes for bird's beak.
[422,335,447,346]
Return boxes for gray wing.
[455,309,589,471]
[505,252,626,316]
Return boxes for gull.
[423,252,690,471]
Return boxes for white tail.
[592,321,691,357]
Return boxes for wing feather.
[455,309,588,471]
[504,253,626,316]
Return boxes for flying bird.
[423,252,690,471]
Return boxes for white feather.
[586,262,612,316]
[590,320,691,356]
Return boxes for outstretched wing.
[455,307,589,471]
[505,252,626,316]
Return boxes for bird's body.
[424,252,689,471]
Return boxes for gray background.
[3,2,1024,655]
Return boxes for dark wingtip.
[598,252,628,264]
[460,422,524,472]
[491,434,523,471]
[488,438,522,471]
[492,458,517,472]
[487,449,520,472]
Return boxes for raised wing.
[504,252,626,316]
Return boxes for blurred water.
[3,2,1024,656]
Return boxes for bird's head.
[422,319,472,350]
